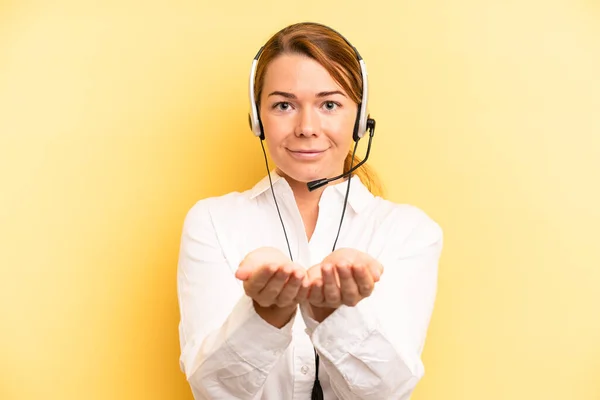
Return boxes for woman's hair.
[254,22,383,197]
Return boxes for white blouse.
[176,171,443,400]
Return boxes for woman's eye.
[274,102,291,111]
[323,101,339,111]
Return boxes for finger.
[243,264,278,298]
[236,258,255,280]
[236,269,251,281]
[308,277,324,305]
[236,266,256,281]
[322,264,341,306]
[321,258,342,286]
[295,275,311,303]
[255,264,292,306]
[306,264,322,282]
[353,265,374,297]
[337,265,360,306]
[333,264,341,286]
[276,268,304,307]
[366,258,383,282]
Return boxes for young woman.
[177,22,443,400]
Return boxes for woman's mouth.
[286,148,327,160]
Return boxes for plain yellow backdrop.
[1,1,599,399]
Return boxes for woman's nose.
[294,107,320,137]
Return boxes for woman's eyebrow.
[268,91,296,99]
[267,90,346,98]
[316,90,346,98]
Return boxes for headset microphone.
[307,118,376,191]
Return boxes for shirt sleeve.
[177,199,296,400]
[300,207,443,400]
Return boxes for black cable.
[260,139,293,261]
[311,347,324,400]
[259,137,358,400]
[332,139,358,252]
[311,139,357,400]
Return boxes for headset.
[248,23,375,143]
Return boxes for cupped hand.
[235,247,309,308]
[306,248,383,309]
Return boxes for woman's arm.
[177,199,295,399]
[300,207,443,400]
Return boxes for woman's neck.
[277,169,349,241]
[278,172,325,241]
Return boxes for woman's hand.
[306,248,383,321]
[235,247,309,327]
[236,247,309,307]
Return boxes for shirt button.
[301,365,309,374]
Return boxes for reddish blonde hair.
[254,22,383,197]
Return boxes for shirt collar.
[249,170,374,214]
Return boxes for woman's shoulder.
[371,197,444,250]
[182,189,255,227]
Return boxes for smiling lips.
[287,148,327,159]
[291,149,325,153]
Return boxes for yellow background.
[1,0,599,399]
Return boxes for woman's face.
[259,53,357,186]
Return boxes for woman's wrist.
[253,300,297,329]
[309,305,337,323]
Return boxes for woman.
[177,22,443,400]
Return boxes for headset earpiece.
[258,117,265,141]
[352,106,362,142]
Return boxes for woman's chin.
[276,168,325,185]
